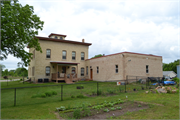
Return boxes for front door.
[90,69,93,80]
[62,67,66,74]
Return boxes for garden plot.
[57,99,149,119]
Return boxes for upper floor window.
[62,50,66,59]
[46,66,50,76]
[72,51,76,60]
[55,36,57,39]
[60,37,63,40]
[81,68,84,76]
[81,52,84,60]
[115,65,118,73]
[97,66,99,73]
[146,65,149,73]
[46,49,51,58]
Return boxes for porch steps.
[65,78,74,84]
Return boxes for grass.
[1,80,179,119]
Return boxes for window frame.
[72,51,76,60]
[81,52,85,60]
[46,49,51,58]
[97,66,99,73]
[55,36,58,39]
[146,65,149,73]
[72,67,76,74]
[86,66,88,75]
[81,67,84,76]
[62,50,67,59]
[115,65,118,73]
[46,66,50,76]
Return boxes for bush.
[41,93,46,98]
[71,95,75,98]
[51,91,57,95]
[31,94,41,98]
[73,109,81,119]
[97,90,102,95]
[45,91,52,97]
[173,77,179,83]
[76,94,86,98]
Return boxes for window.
[32,67,35,76]
[55,36,57,39]
[60,37,63,40]
[115,65,118,73]
[72,67,75,74]
[46,66,50,76]
[62,50,66,59]
[46,49,51,58]
[81,52,84,60]
[97,66,99,73]
[86,66,88,75]
[81,68,84,76]
[72,51,76,60]
[146,65,149,73]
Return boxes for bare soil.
[59,101,149,119]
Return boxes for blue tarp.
[152,81,176,85]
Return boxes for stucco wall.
[87,53,163,81]
[28,39,89,82]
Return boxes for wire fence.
[1,76,165,107]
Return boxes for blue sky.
[1,0,180,70]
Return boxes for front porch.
[50,61,80,84]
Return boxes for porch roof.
[50,61,80,65]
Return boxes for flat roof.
[86,52,162,61]
[36,36,92,46]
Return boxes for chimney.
[82,39,85,43]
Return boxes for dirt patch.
[59,101,149,119]
[134,101,164,106]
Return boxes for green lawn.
[1,80,179,119]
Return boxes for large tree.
[91,54,103,59]
[163,59,180,73]
[1,0,44,66]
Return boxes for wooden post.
[77,64,78,79]
[56,64,58,83]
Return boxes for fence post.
[14,88,16,106]
[146,78,147,89]
[7,79,8,86]
[126,75,128,85]
[61,85,63,101]
[125,82,126,93]
[136,76,137,84]
[97,82,99,96]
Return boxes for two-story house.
[28,33,91,83]
[28,33,163,83]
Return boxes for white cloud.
[2,0,180,70]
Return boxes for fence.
[2,78,158,108]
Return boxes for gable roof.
[86,52,162,61]
[163,71,177,76]
[36,36,92,46]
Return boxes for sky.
[1,0,180,71]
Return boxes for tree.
[163,59,180,73]
[1,0,44,67]
[91,54,103,59]
[3,69,9,76]
[18,62,26,83]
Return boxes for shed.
[163,71,177,78]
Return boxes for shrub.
[173,77,179,83]
[73,109,81,119]
[51,91,57,95]
[107,89,115,94]
[45,91,52,97]
[76,94,86,98]
[92,91,96,95]
[31,94,41,98]
[97,89,102,95]
[71,95,75,98]
[41,93,46,98]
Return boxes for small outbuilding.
[163,71,177,78]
